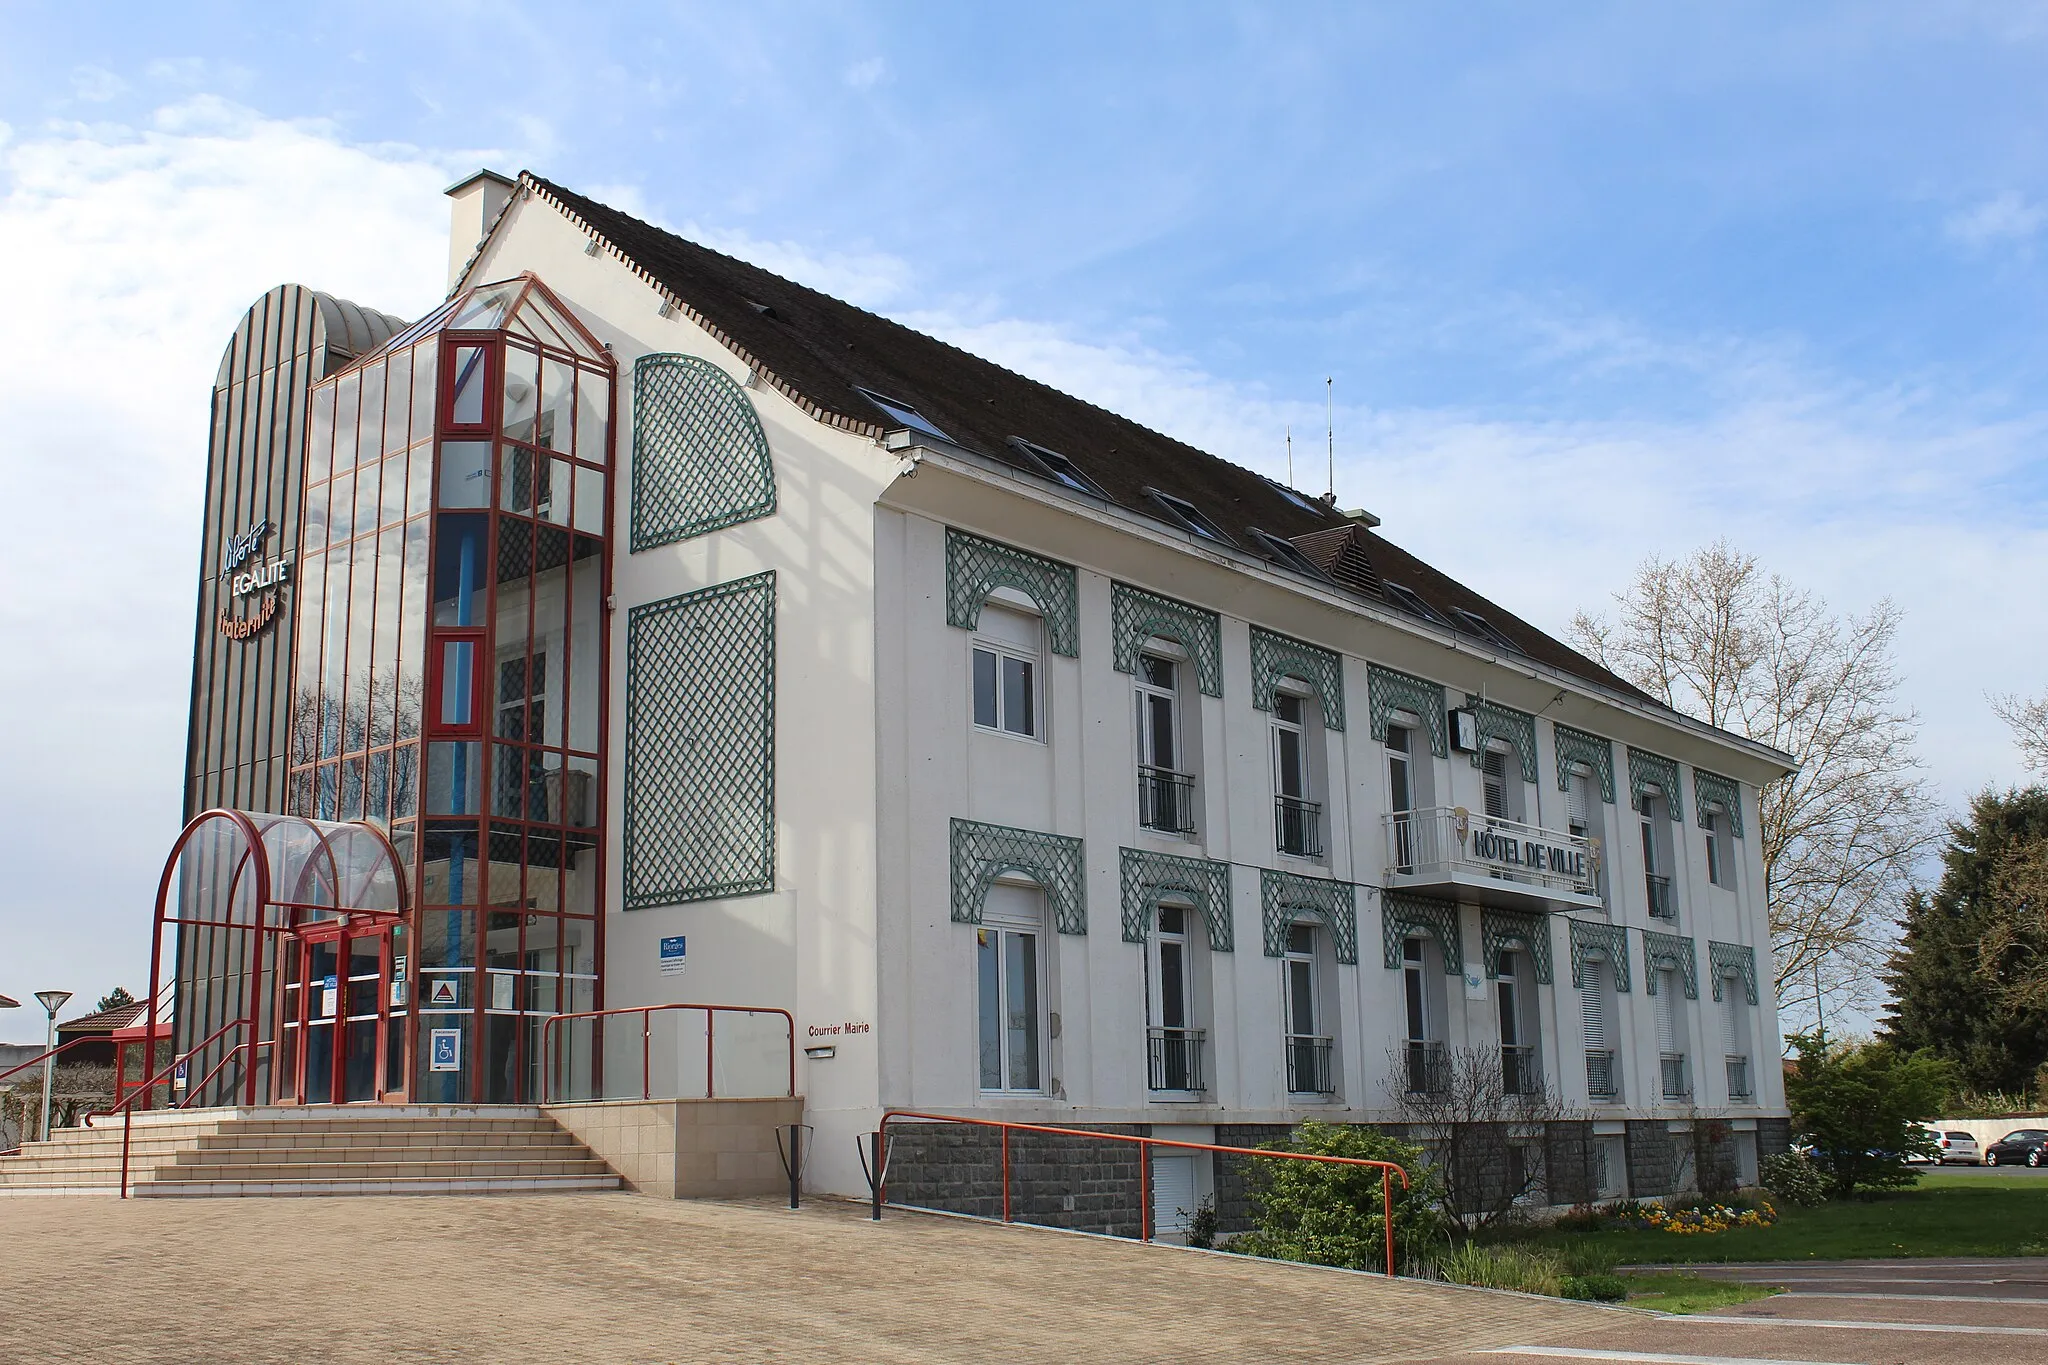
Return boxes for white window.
[1656,969,1688,1099]
[1272,691,1321,858]
[1136,652,1193,834]
[1640,792,1676,920]
[1720,975,1753,1101]
[1284,923,1331,1094]
[1403,936,1443,1095]
[1496,950,1539,1095]
[1703,809,1731,889]
[1147,902,1201,1093]
[970,606,1041,741]
[1482,743,1526,824]
[1581,957,1617,1100]
[1387,725,1416,869]
[1566,766,1606,901]
[977,886,1045,1094]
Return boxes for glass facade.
[287,275,614,1102]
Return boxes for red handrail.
[878,1110,1411,1276]
[0,1036,103,1089]
[177,1037,273,1108]
[538,1004,796,1105]
[85,1017,251,1199]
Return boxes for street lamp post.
[34,990,72,1143]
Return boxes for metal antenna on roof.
[1325,377,1334,500]
[1286,424,1293,487]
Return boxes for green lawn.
[1510,1173,2048,1263]
[1621,1271,1781,1314]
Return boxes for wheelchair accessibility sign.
[429,1028,461,1072]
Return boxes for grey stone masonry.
[1692,1120,1739,1196]
[1756,1116,1792,1159]
[1212,1124,1295,1234]
[1543,1122,1597,1207]
[884,1122,1145,1237]
[1624,1120,1679,1196]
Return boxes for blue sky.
[4,3,2048,1032]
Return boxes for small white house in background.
[177,166,1796,1222]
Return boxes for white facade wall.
[459,183,1788,1199]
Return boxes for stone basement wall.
[1692,1120,1740,1196]
[1213,1124,1296,1235]
[1624,1120,1680,1196]
[1543,1121,1598,1206]
[884,1123,1145,1236]
[1756,1116,1792,1159]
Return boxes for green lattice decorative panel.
[951,818,1087,935]
[1261,869,1357,964]
[1250,627,1345,731]
[1693,769,1744,838]
[1481,907,1553,984]
[1569,919,1632,992]
[1466,696,1537,776]
[1381,891,1462,975]
[1553,724,1616,803]
[630,354,775,550]
[1710,940,1759,1004]
[1120,846,1233,951]
[623,572,776,907]
[944,528,1079,657]
[1642,930,1699,999]
[1627,747,1684,820]
[1368,664,1447,757]
[1110,582,1222,696]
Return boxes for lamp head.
[34,990,72,1016]
[0,993,19,1009]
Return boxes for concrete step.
[151,1158,615,1181]
[172,1146,604,1169]
[132,1173,621,1198]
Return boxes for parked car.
[1935,1130,1982,1165]
[1984,1129,2048,1167]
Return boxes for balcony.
[1383,807,1603,912]
[1147,1026,1207,1094]
[1585,1049,1619,1100]
[1660,1052,1691,1100]
[1404,1039,1448,1095]
[1646,873,1676,921]
[1501,1043,1543,1097]
[1138,765,1197,835]
[1287,1033,1335,1095]
[1275,795,1324,859]
[1725,1054,1752,1102]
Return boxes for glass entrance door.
[276,922,407,1103]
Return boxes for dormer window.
[1145,488,1230,544]
[855,387,950,442]
[1381,581,1445,625]
[1008,437,1106,498]
[1248,529,1327,580]
[1452,608,1520,654]
[1261,476,1328,515]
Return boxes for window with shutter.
[1580,961,1608,1049]
[1656,970,1679,1053]
[1483,749,1508,819]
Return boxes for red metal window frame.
[425,628,488,737]
[440,339,498,434]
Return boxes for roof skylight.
[1452,608,1521,653]
[1145,488,1231,544]
[1008,437,1106,498]
[1248,529,1327,580]
[1381,581,1445,625]
[855,387,950,441]
[1263,477,1328,515]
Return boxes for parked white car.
[1933,1129,1983,1165]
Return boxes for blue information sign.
[659,935,687,977]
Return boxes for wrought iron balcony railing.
[1286,1033,1335,1095]
[1646,873,1676,920]
[1660,1051,1691,1100]
[1137,765,1197,835]
[1404,1039,1449,1096]
[1275,795,1323,859]
[1501,1043,1543,1097]
[1147,1026,1207,1094]
[1725,1054,1752,1101]
[1585,1048,1619,1100]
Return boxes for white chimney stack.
[445,169,516,290]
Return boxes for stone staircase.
[0,1106,622,1197]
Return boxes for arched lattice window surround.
[1628,747,1684,821]
[1120,846,1233,951]
[949,818,1087,935]
[1381,890,1461,976]
[630,353,775,550]
[1569,918,1632,992]
[1710,940,1759,1004]
[1260,869,1357,964]
[1249,627,1344,731]
[1368,664,1448,758]
[943,528,1080,657]
[1554,724,1617,804]
[1482,907,1553,985]
[1465,697,1536,777]
[1694,769,1745,838]
[1110,582,1223,697]
[1642,930,1699,999]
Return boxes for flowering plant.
[1626,1200,1778,1235]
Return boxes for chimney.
[445,170,516,289]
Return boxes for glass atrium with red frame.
[260,274,615,1104]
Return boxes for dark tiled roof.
[55,1003,145,1037]
[522,173,1651,704]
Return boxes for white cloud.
[70,66,127,103]
[844,58,888,91]
[0,97,451,1024]
[1944,191,2048,248]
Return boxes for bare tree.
[1569,541,1940,1025]
[1384,1044,1576,1228]
[1991,693,2048,775]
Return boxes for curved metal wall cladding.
[630,354,776,550]
[624,572,778,908]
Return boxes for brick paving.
[0,1193,1625,1364]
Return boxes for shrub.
[1439,1243,1564,1296]
[1760,1149,1829,1207]
[1231,1122,1447,1272]
[1561,1272,1629,1301]
[1785,1033,1951,1197]
[1183,1197,1218,1250]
